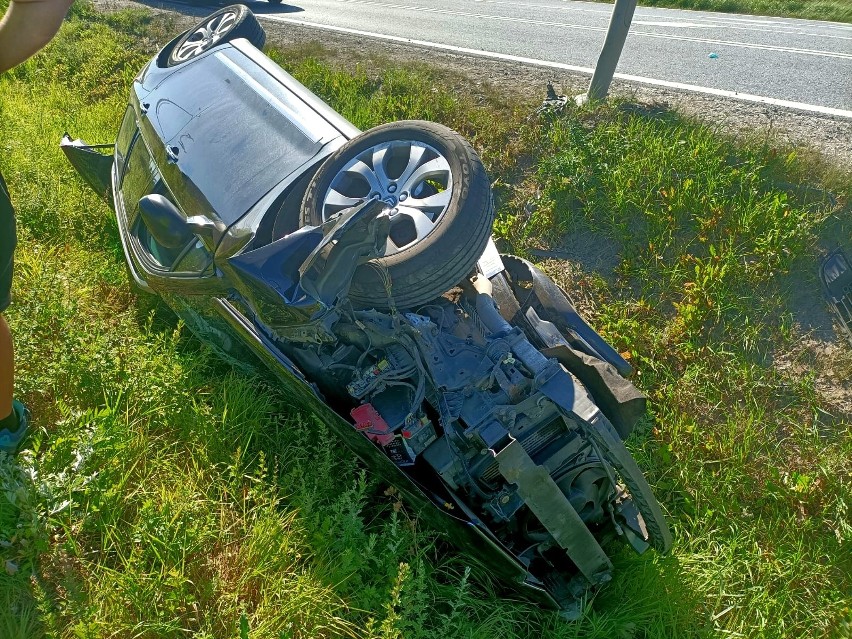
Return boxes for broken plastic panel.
[60,134,114,202]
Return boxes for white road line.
[473,0,852,39]
[633,21,715,28]
[633,21,852,39]
[331,0,852,58]
[261,14,852,119]
[555,0,852,29]
[626,29,852,57]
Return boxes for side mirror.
[138,194,192,249]
[186,215,227,241]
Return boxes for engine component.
[385,415,437,466]
[422,436,465,490]
[347,358,392,397]
[350,403,395,446]
[351,402,436,467]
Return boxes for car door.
[115,107,225,295]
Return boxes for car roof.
[134,42,354,227]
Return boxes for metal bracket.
[496,439,613,585]
[298,197,389,307]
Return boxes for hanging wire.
[366,260,397,317]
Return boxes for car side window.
[121,136,162,226]
[115,107,137,180]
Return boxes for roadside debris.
[820,247,852,347]
[537,82,569,116]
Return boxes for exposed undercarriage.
[273,253,670,607]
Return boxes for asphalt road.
[244,0,852,116]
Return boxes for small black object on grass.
[536,82,569,117]
[820,247,852,346]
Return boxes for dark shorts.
[0,171,15,313]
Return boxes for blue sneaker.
[0,400,29,454]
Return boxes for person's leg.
[0,170,26,453]
[1,169,14,422]
[0,313,11,420]
[0,313,28,453]
[0,171,13,422]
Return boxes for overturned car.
[63,5,672,614]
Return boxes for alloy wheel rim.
[173,11,239,63]
[321,140,453,256]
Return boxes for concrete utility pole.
[576,0,638,104]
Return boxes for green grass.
[586,0,852,23]
[0,4,850,638]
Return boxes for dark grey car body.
[63,12,672,614]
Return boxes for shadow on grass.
[616,101,679,123]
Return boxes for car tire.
[301,121,494,310]
[166,5,265,67]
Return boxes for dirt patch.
[776,336,852,418]
[779,216,852,418]
[528,230,623,278]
